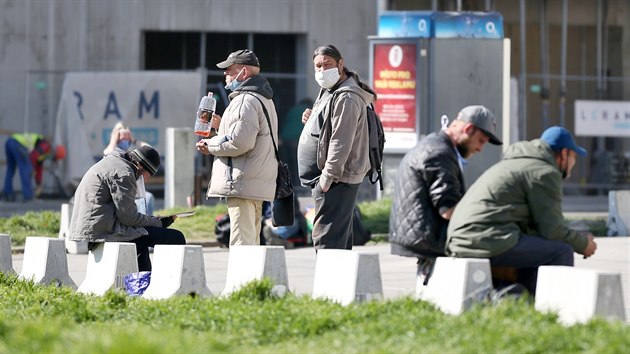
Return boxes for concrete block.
[312,249,383,306]
[535,266,626,325]
[57,203,71,238]
[165,127,195,209]
[143,245,212,299]
[78,242,138,295]
[58,203,88,254]
[419,257,493,315]
[0,234,15,275]
[19,237,77,289]
[608,190,630,236]
[222,245,289,296]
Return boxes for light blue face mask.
[117,140,132,151]
[224,68,245,91]
[225,79,242,91]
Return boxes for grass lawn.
[0,275,628,353]
[0,201,626,352]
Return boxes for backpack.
[214,214,231,248]
[326,92,385,190]
[214,213,267,248]
[365,103,385,190]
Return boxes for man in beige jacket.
[197,49,278,246]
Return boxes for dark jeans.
[132,226,186,271]
[490,233,574,294]
[3,138,33,200]
[311,182,360,250]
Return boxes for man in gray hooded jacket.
[298,44,375,249]
[197,49,278,246]
[69,146,185,271]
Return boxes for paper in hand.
[158,210,196,218]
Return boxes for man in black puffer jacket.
[389,105,502,285]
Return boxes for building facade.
[1,0,629,195]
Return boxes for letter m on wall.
[139,91,160,119]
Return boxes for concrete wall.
[0,0,377,138]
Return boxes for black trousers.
[490,233,574,294]
[132,227,186,271]
[311,182,360,250]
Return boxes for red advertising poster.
[373,43,417,134]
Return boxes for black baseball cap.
[216,49,260,69]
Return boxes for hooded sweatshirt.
[446,139,589,258]
[297,76,374,190]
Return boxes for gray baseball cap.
[456,105,502,145]
[216,49,260,69]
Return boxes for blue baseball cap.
[540,126,587,156]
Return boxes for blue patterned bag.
[124,271,152,296]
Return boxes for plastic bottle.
[194,92,217,137]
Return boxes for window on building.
[144,31,304,121]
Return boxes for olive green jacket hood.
[446,139,588,258]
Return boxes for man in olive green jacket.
[446,126,597,294]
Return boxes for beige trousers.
[227,197,263,246]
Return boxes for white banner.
[53,71,202,188]
[574,100,630,137]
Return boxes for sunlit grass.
[0,274,628,353]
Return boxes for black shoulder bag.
[248,94,295,227]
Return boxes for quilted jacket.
[389,131,464,257]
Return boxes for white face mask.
[315,67,341,89]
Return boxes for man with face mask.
[103,122,154,215]
[446,126,597,295]
[389,105,502,286]
[103,122,149,156]
[298,44,376,250]
[196,49,278,246]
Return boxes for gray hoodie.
[297,76,374,190]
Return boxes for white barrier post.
[222,245,289,296]
[419,257,493,315]
[608,190,630,236]
[312,249,383,305]
[535,266,626,325]
[58,203,88,254]
[78,242,139,295]
[19,237,77,289]
[165,128,195,209]
[0,234,15,275]
[143,245,212,299]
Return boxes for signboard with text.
[373,43,418,151]
[53,71,202,187]
[575,100,630,137]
